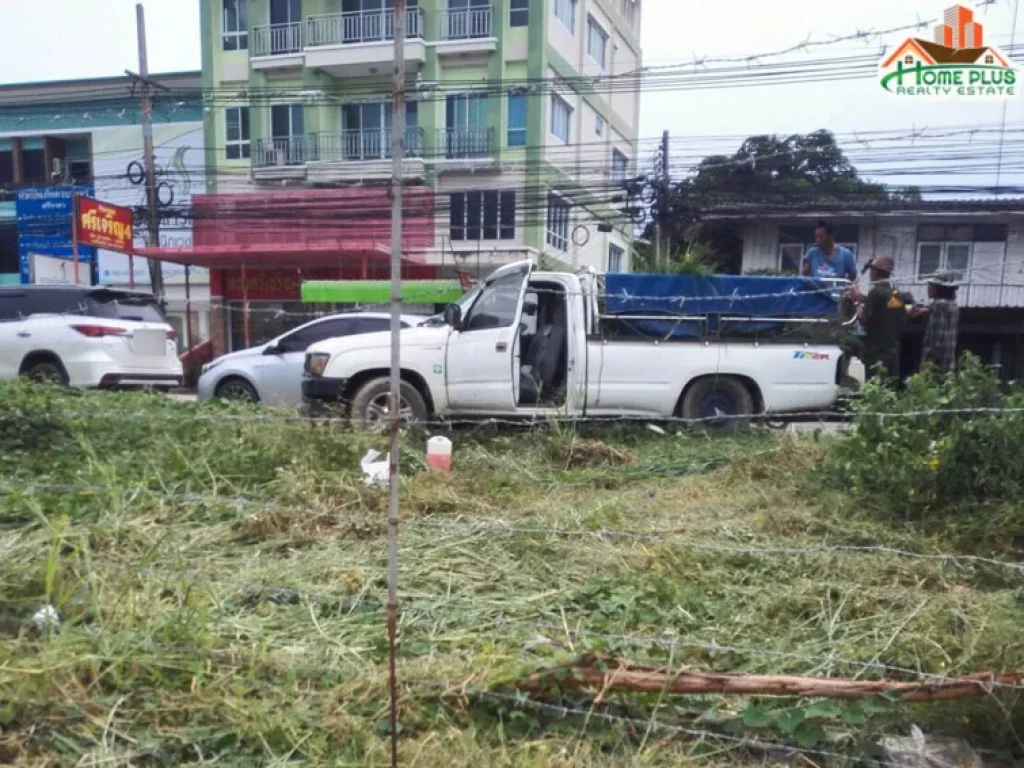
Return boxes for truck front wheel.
[350,377,429,427]
[681,377,754,433]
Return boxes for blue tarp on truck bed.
[603,274,844,340]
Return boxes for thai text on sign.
[78,197,134,254]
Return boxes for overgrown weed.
[0,382,1021,763]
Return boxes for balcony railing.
[251,22,303,57]
[438,6,494,40]
[439,126,493,159]
[316,127,425,162]
[306,8,425,47]
[254,135,319,168]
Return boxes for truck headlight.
[305,352,330,378]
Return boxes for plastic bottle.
[426,436,453,473]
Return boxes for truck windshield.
[423,284,483,326]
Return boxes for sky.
[1,0,1022,190]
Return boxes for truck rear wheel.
[681,377,754,433]
[350,377,428,427]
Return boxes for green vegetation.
[0,379,1021,766]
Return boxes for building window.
[341,101,420,159]
[619,0,638,32]
[222,0,248,51]
[904,55,914,65]
[449,190,516,241]
[595,116,605,136]
[611,149,629,185]
[916,223,1007,280]
[225,107,251,160]
[445,93,489,158]
[586,16,608,70]
[550,94,572,144]
[986,54,995,64]
[608,243,624,273]
[510,0,529,27]
[507,92,527,148]
[554,0,576,32]
[271,104,304,139]
[546,194,571,252]
[777,225,860,274]
[269,104,306,164]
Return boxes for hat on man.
[927,271,959,289]
[870,256,896,275]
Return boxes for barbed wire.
[6,404,1022,429]
[405,520,1024,573]
[80,254,1024,316]
[4,602,1019,694]
[413,683,951,768]
[653,0,1003,70]
[2,479,1021,574]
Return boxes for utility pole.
[132,2,165,300]
[659,130,670,271]
[386,0,405,766]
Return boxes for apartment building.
[201,0,642,274]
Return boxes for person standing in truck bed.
[802,220,859,282]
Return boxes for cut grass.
[0,383,1021,766]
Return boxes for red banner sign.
[77,196,134,254]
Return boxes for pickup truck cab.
[302,260,847,428]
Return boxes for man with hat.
[849,255,911,384]
[912,272,960,373]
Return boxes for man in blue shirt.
[801,220,858,281]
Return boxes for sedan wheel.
[216,378,259,403]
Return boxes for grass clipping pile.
[0,380,1022,766]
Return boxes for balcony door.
[445,94,487,158]
[341,0,417,42]
[269,0,302,53]
[446,0,491,39]
[271,104,305,165]
[342,102,419,160]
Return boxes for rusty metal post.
[386,0,406,766]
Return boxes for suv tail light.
[167,329,178,342]
[72,324,128,338]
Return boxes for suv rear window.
[82,291,167,324]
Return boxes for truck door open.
[445,261,532,411]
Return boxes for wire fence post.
[387,0,406,766]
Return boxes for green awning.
[301,280,464,305]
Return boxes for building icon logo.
[879,4,1018,98]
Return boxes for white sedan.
[197,312,426,406]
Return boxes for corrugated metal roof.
[699,198,1024,220]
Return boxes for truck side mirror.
[443,304,462,330]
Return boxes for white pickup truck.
[301,260,848,428]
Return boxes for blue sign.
[15,185,93,224]
[15,185,96,284]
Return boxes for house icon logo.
[879,4,1018,98]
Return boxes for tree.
[637,130,921,273]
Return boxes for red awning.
[132,241,403,269]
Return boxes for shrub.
[831,354,1024,520]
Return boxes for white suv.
[0,286,183,389]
